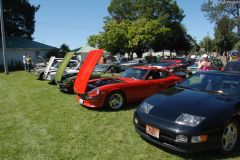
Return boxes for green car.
[57,64,126,93]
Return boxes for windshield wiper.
[202,89,229,95]
[176,85,200,91]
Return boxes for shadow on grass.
[142,137,240,160]
[80,102,140,113]
[58,89,75,95]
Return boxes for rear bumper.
[76,95,105,108]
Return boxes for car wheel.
[39,72,44,80]
[105,91,126,110]
[219,120,239,153]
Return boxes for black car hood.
[146,87,238,122]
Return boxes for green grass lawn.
[0,71,240,160]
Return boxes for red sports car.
[150,60,187,73]
[74,49,183,110]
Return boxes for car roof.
[131,65,169,71]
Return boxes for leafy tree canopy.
[201,0,240,49]
[108,0,184,23]
[199,35,216,53]
[3,0,39,39]
[214,15,237,53]
[88,0,193,57]
[59,43,70,57]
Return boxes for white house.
[0,36,57,69]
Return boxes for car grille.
[79,94,88,100]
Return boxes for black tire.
[105,91,126,110]
[38,72,44,80]
[219,119,239,154]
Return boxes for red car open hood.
[74,49,104,94]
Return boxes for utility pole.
[0,0,8,74]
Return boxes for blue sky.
[29,0,215,50]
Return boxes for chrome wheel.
[108,93,124,110]
[221,121,238,152]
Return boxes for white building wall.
[0,49,51,67]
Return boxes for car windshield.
[178,72,240,96]
[67,61,78,68]
[52,60,61,68]
[94,64,110,72]
[121,68,147,80]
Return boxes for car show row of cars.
[34,49,240,154]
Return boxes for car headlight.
[139,102,154,114]
[175,113,205,127]
[87,88,100,97]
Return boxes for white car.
[35,57,63,80]
[45,60,80,83]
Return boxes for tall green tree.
[201,0,240,50]
[59,43,70,57]
[88,0,190,57]
[214,16,237,54]
[199,36,216,53]
[128,18,170,57]
[2,0,39,39]
[108,0,185,23]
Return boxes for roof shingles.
[0,36,56,49]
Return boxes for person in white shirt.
[23,53,27,71]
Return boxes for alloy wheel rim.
[222,123,238,152]
[109,93,123,109]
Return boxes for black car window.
[224,62,240,72]
[94,64,110,72]
[146,70,168,80]
[179,72,240,95]
[121,68,147,80]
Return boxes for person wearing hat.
[198,54,212,71]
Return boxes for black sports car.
[134,71,240,153]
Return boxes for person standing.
[23,53,27,71]
[198,54,212,71]
[157,54,161,62]
[26,55,32,72]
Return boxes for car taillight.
[88,88,100,97]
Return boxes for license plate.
[146,124,160,138]
[79,98,84,104]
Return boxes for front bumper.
[57,82,73,92]
[134,111,221,153]
[76,94,105,108]
[46,73,55,81]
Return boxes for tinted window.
[224,62,240,72]
[179,72,240,95]
[121,68,147,80]
[146,70,169,80]
[94,64,110,72]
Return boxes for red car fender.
[98,86,127,101]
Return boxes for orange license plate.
[146,124,160,138]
